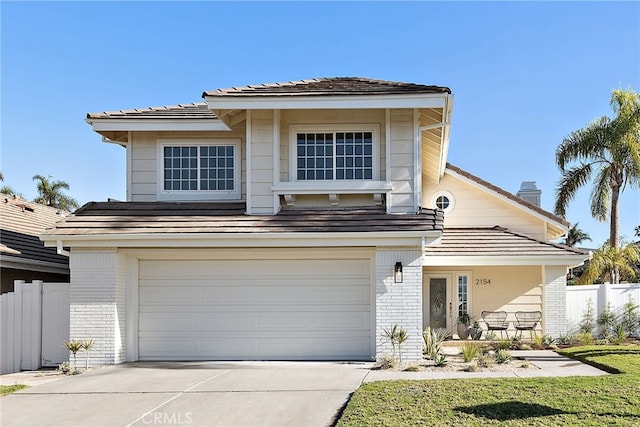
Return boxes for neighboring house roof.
[203,77,451,97]
[86,102,216,120]
[0,196,69,271]
[42,201,444,237]
[445,163,570,228]
[424,226,587,266]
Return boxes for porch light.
[394,262,403,283]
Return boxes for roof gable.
[445,163,569,229]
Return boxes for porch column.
[543,265,568,337]
[375,248,423,362]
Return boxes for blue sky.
[1,1,639,247]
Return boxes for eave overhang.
[423,254,587,267]
[85,118,231,132]
[203,93,450,110]
[42,230,442,249]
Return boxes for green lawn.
[0,384,27,397]
[337,345,640,426]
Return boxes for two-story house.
[41,78,587,365]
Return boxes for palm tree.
[32,174,79,212]
[0,171,17,196]
[554,88,640,250]
[564,222,592,247]
[579,243,640,284]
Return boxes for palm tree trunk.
[610,184,621,283]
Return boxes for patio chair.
[481,311,509,340]
[514,311,542,340]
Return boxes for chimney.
[517,181,541,207]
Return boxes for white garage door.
[138,256,372,360]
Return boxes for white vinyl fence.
[566,283,640,335]
[0,281,70,374]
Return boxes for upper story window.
[290,125,380,181]
[158,139,241,200]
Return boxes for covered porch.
[422,227,588,339]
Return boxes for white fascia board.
[42,230,442,249]
[87,118,231,132]
[203,93,448,110]
[0,255,69,274]
[438,95,454,179]
[445,168,568,231]
[424,254,587,267]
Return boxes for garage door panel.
[140,284,370,305]
[138,257,372,360]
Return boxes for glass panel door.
[429,278,448,329]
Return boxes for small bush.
[461,342,479,362]
[598,303,616,338]
[496,349,512,364]
[556,333,579,346]
[434,353,448,367]
[520,359,531,369]
[577,332,595,346]
[495,339,512,350]
[621,297,639,337]
[465,362,478,372]
[477,352,494,368]
[611,322,628,345]
[579,298,596,334]
[403,364,420,372]
[375,354,396,370]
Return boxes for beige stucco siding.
[423,172,547,239]
[129,130,246,202]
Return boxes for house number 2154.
[475,278,492,285]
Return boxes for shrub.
[621,296,639,337]
[423,327,450,360]
[598,302,616,338]
[495,340,512,351]
[461,342,479,362]
[496,349,512,364]
[477,352,494,368]
[556,333,579,346]
[434,353,448,367]
[611,322,628,345]
[579,298,596,334]
[520,359,531,369]
[577,332,595,346]
[375,354,397,370]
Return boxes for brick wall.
[375,248,423,362]
[69,249,125,366]
[543,265,568,337]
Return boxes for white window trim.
[431,190,456,213]
[455,271,472,320]
[156,139,241,201]
[289,124,381,183]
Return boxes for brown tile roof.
[204,77,451,97]
[43,202,444,236]
[424,227,586,257]
[0,196,69,265]
[445,163,569,227]
[87,102,217,120]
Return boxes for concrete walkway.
[0,352,608,427]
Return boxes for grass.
[0,384,27,397]
[337,345,640,426]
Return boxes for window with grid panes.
[163,145,235,191]
[296,131,374,181]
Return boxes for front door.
[423,274,452,331]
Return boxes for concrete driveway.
[0,361,372,427]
